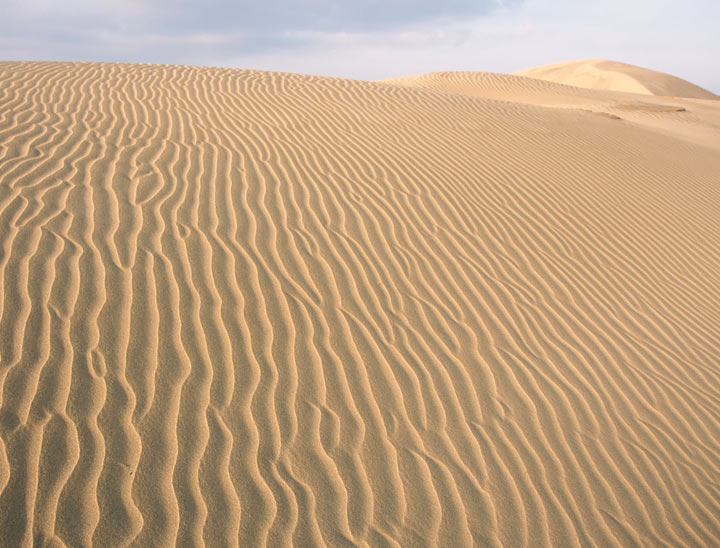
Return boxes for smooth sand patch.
[514,58,718,100]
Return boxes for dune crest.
[1,61,720,547]
[514,58,718,99]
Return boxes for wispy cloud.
[0,0,513,63]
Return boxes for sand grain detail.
[1,61,720,547]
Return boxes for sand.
[0,60,719,547]
[514,59,719,100]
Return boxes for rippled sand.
[1,61,719,547]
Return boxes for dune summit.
[514,58,719,99]
[1,61,720,547]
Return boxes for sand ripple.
[1,61,720,547]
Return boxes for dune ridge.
[514,59,718,100]
[0,61,720,546]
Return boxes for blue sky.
[2,0,718,92]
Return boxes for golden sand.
[0,60,719,546]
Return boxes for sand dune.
[382,71,720,151]
[1,61,720,547]
[514,58,718,100]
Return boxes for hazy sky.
[2,0,718,92]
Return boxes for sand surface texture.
[1,61,719,547]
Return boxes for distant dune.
[514,58,718,100]
[1,61,720,547]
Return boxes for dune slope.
[514,58,718,100]
[382,71,720,151]
[1,61,720,547]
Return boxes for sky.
[1,0,718,93]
